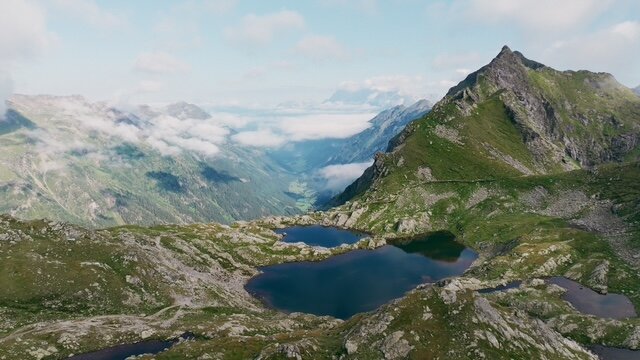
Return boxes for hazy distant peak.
[407,99,433,112]
[164,101,211,120]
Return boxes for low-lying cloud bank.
[227,103,378,148]
[231,112,376,147]
[10,95,382,166]
[318,161,372,192]
[13,95,229,161]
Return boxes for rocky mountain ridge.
[335,46,640,205]
[0,95,302,227]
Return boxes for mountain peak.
[491,46,544,70]
[445,46,545,97]
[165,101,210,120]
[498,45,512,55]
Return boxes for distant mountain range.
[325,87,418,108]
[634,85,640,95]
[0,95,305,227]
[0,95,429,227]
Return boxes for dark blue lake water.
[548,277,637,319]
[479,277,637,320]
[275,225,366,247]
[246,230,477,319]
[69,333,194,360]
[589,345,639,360]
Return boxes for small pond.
[69,332,194,360]
[548,277,637,319]
[589,345,640,360]
[479,277,637,320]
[246,230,477,319]
[275,225,366,247]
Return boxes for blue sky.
[1,0,640,107]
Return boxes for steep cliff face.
[337,46,640,203]
[451,46,640,169]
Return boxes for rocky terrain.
[0,213,618,359]
[1,47,640,359]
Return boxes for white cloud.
[278,113,376,141]
[317,0,378,14]
[466,0,612,32]
[431,52,483,71]
[111,80,165,107]
[318,161,372,192]
[225,10,305,46]
[203,0,238,14]
[133,52,190,74]
[611,21,640,41]
[0,0,53,63]
[542,21,640,82]
[226,100,380,147]
[232,129,287,147]
[51,0,123,28]
[295,35,350,61]
[0,0,54,115]
[209,112,251,128]
[230,112,377,147]
[242,60,298,79]
[22,95,230,158]
[136,80,164,93]
[143,114,229,156]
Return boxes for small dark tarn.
[246,229,478,319]
[548,277,637,319]
[478,277,637,319]
[589,345,640,360]
[275,225,366,247]
[69,332,194,360]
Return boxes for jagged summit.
[446,46,545,97]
